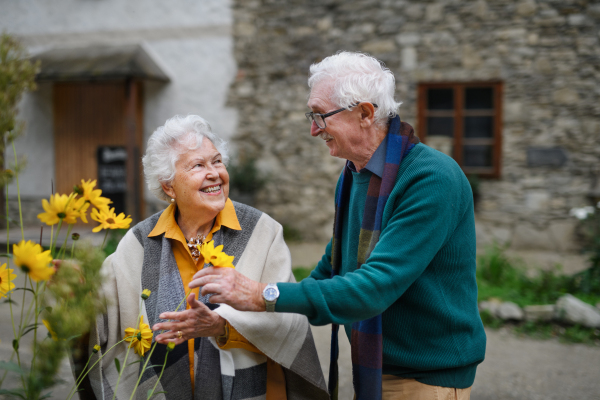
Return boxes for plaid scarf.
[329,116,417,399]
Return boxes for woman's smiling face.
[165,136,229,217]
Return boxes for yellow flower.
[78,179,112,211]
[73,196,91,223]
[93,344,101,353]
[91,207,132,232]
[198,240,234,268]
[37,193,81,225]
[42,319,60,341]
[13,240,54,282]
[141,289,151,300]
[166,342,175,352]
[0,263,16,298]
[124,316,153,356]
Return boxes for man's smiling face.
[307,82,366,163]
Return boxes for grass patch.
[292,266,314,282]
[476,243,600,307]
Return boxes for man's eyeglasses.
[305,103,378,129]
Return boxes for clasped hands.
[153,267,266,345]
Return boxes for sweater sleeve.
[309,239,333,281]
[275,168,463,326]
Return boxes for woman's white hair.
[308,51,402,126]
[142,115,229,202]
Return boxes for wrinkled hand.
[153,293,226,345]
[189,267,267,312]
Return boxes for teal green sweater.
[276,143,486,388]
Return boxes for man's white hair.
[142,115,229,202]
[308,51,402,126]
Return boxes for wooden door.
[53,81,144,219]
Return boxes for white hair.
[308,51,402,126]
[142,115,229,202]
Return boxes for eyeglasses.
[305,103,378,129]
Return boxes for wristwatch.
[263,283,280,312]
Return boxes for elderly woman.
[85,115,327,399]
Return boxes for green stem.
[146,349,169,399]
[112,300,144,400]
[58,224,73,260]
[101,230,109,250]
[51,219,63,258]
[129,341,158,400]
[65,337,133,400]
[71,241,76,258]
[29,281,40,385]
[11,141,24,241]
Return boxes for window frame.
[417,81,503,179]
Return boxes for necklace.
[187,234,206,263]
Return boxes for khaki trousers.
[381,375,472,400]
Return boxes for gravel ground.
[309,324,600,400]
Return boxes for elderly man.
[191,51,486,400]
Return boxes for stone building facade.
[227,0,600,251]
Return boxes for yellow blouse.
[148,200,286,399]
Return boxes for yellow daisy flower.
[73,196,91,224]
[198,240,234,268]
[77,179,112,211]
[37,193,80,225]
[124,316,153,357]
[42,319,60,341]
[13,240,54,282]
[0,263,17,298]
[93,344,101,353]
[91,207,132,232]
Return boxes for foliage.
[0,34,38,197]
[292,266,314,282]
[227,157,266,196]
[283,224,303,242]
[102,229,128,256]
[476,243,600,308]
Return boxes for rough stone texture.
[497,301,525,321]
[479,299,502,317]
[227,0,600,245]
[555,294,600,328]
[523,304,555,322]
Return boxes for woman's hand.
[189,267,267,312]
[153,293,226,345]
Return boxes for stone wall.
[227,0,600,249]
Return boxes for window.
[417,82,503,178]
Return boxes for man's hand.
[152,293,227,345]
[189,267,267,312]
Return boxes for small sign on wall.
[97,146,127,214]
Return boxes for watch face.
[264,287,278,301]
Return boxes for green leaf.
[0,389,26,399]
[0,360,25,375]
[38,306,52,315]
[21,323,41,336]
[127,360,143,366]
[66,334,82,341]
[2,298,17,305]
[0,253,13,258]
[39,392,54,399]
[13,288,34,294]
[12,339,19,351]
[114,358,121,373]
[144,364,163,370]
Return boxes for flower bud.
[93,344,101,353]
[71,233,80,241]
[141,289,151,300]
[167,342,175,352]
[73,185,83,195]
